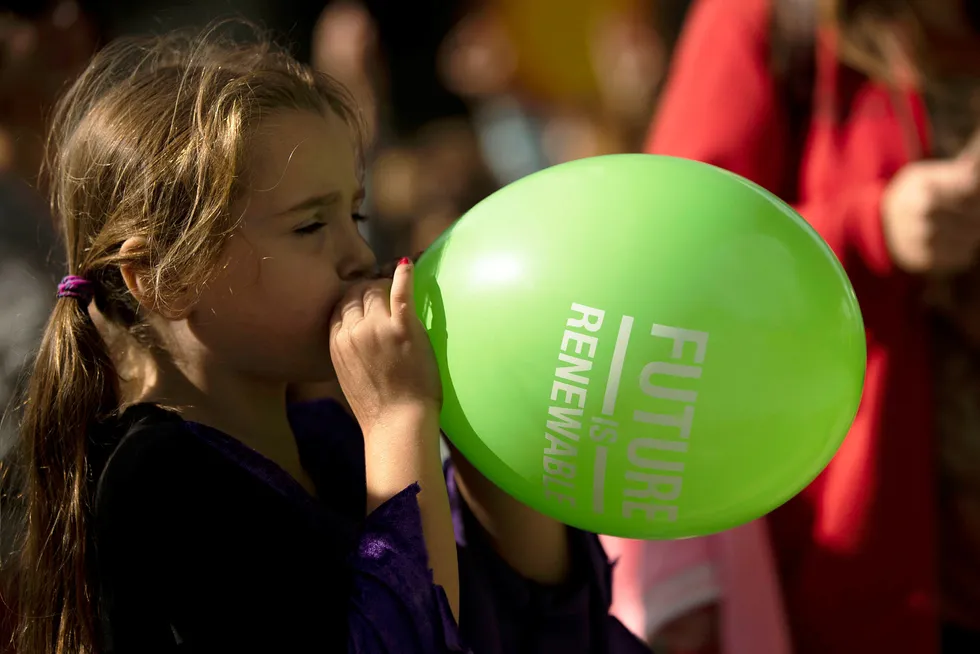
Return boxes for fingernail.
[398,257,411,266]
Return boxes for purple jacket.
[90,400,650,653]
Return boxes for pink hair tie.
[57,275,95,306]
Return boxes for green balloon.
[414,154,865,539]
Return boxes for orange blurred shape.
[493,0,652,104]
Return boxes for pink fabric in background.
[601,518,792,654]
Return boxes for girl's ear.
[118,236,195,320]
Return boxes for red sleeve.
[646,0,895,278]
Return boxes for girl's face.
[186,109,376,383]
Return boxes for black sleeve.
[446,463,652,654]
[92,420,352,654]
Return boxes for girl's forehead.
[237,109,359,217]
[245,109,357,191]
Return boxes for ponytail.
[14,292,117,654]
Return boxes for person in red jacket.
[647,0,980,653]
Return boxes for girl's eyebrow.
[277,187,366,216]
[277,190,342,216]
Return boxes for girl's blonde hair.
[8,22,359,654]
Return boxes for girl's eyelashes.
[294,212,366,235]
[294,221,326,235]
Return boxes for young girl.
[5,25,647,654]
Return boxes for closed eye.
[352,212,369,223]
[294,221,326,235]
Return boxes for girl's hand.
[331,259,460,619]
[329,258,441,434]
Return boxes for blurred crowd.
[1,0,980,653]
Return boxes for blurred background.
[2,1,980,653]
